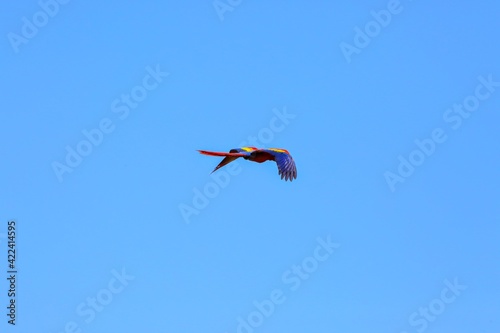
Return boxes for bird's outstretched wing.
[261,148,297,181]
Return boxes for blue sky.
[1,1,499,332]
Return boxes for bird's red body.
[250,152,274,163]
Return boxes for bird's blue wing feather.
[263,149,297,181]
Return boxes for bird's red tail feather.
[197,150,247,157]
[198,150,247,174]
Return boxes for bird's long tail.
[198,150,247,173]
[197,150,247,157]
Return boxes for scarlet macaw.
[198,147,297,181]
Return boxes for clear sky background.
[1,1,499,332]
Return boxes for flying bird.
[198,147,297,181]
